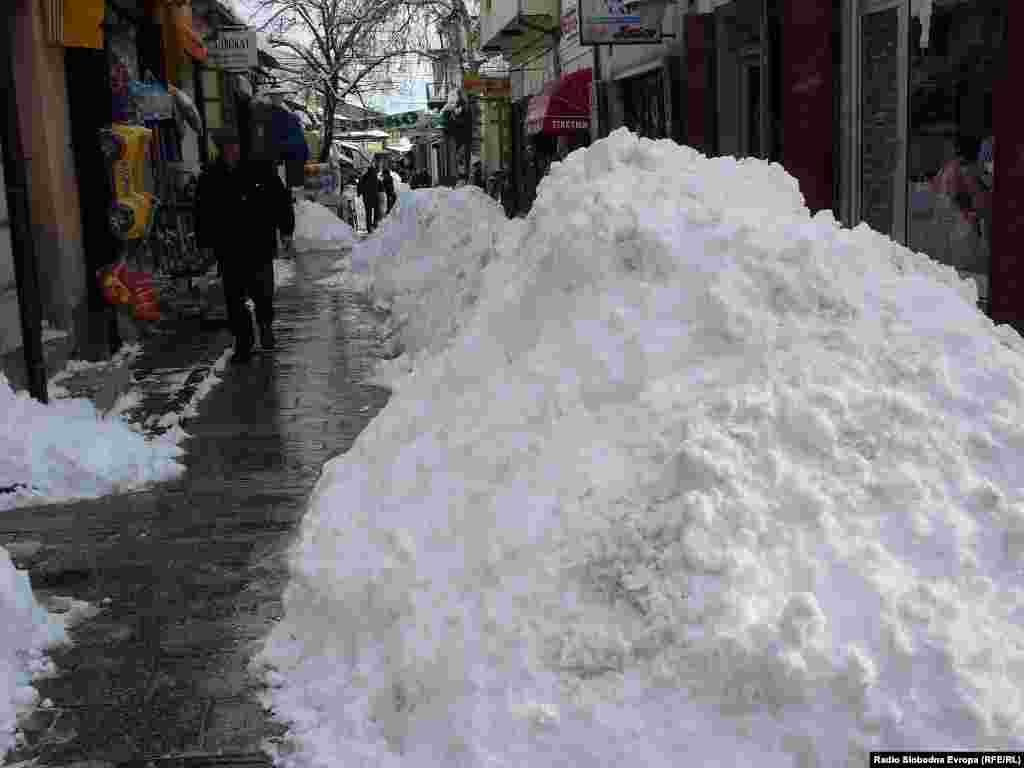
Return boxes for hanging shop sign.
[206,28,258,72]
[578,0,668,45]
[64,0,105,49]
[383,111,422,128]
[463,73,512,100]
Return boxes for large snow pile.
[0,374,184,510]
[347,187,510,362]
[255,129,1024,767]
[0,547,65,756]
[293,200,356,253]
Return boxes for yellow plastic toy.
[101,124,154,240]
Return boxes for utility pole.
[0,10,48,403]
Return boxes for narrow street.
[0,250,390,766]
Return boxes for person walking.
[382,162,397,214]
[195,126,295,364]
[358,164,381,232]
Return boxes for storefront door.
[623,69,667,140]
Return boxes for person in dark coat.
[382,162,397,214]
[358,165,381,232]
[195,127,295,364]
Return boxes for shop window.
[907,0,1004,305]
[623,69,666,140]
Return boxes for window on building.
[907,0,1005,306]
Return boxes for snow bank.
[0,548,65,757]
[293,200,356,253]
[0,373,184,510]
[256,129,1024,767]
[346,187,509,364]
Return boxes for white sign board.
[207,29,258,72]
[578,0,664,45]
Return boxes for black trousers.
[220,259,274,352]
[363,194,378,231]
[386,192,396,213]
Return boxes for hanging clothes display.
[270,105,310,187]
[107,20,140,124]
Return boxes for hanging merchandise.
[110,54,138,124]
[130,75,174,122]
[101,124,155,240]
[96,261,161,322]
[271,105,311,186]
[911,0,934,48]
[107,19,140,124]
[168,84,202,133]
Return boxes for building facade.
[680,0,1021,326]
[1,0,276,392]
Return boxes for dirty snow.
[293,200,357,253]
[255,129,1024,767]
[0,373,185,511]
[0,548,71,759]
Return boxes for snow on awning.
[526,69,592,136]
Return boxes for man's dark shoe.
[260,324,276,350]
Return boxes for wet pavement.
[0,250,391,766]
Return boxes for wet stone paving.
[0,251,391,767]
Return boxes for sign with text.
[207,28,258,71]
[463,73,512,99]
[578,0,664,45]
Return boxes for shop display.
[101,124,155,241]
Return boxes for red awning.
[526,69,592,136]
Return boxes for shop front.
[842,0,1014,315]
[523,68,593,209]
[619,66,668,140]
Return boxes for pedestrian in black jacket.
[195,127,295,364]
[358,166,381,232]
[382,164,397,214]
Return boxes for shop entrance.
[906,0,1004,306]
[850,0,1006,306]
[622,68,667,140]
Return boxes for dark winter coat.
[382,171,396,198]
[195,158,295,267]
[358,167,381,199]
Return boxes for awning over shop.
[526,69,592,136]
[63,0,105,49]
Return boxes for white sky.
[232,0,431,113]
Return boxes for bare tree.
[239,0,435,161]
